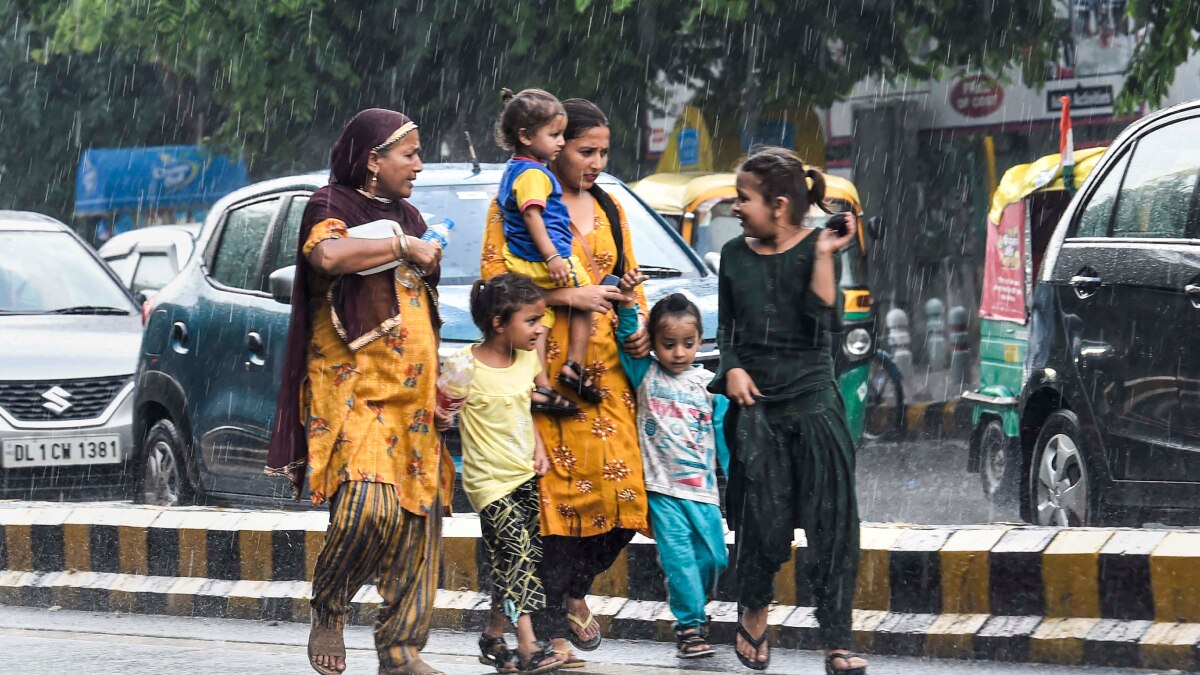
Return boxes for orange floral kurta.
[481,198,650,537]
[302,219,453,514]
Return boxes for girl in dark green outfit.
[710,147,868,674]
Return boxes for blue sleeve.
[615,305,651,388]
[712,394,730,474]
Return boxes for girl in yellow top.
[454,273,562,675]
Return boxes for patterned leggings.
[480,479,546,622]
[311,480,442,670]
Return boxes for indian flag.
[1060,95,1075,193]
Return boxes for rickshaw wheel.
[978,418,1018,507]
[863,352,906,441]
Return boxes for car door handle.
[170,321,189,354]
[245,331,266,369]
[1069,272,1102,299]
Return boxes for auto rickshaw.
[633,171,885,444]
[965,146,1107,504]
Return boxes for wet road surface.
[856,438,1021,525]
[0,606,1161,674]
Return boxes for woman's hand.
[404,236,442,270]
[725,368,762,406]
[815,212,857,258]
[622,321,651,359]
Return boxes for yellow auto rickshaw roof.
[987,146,1108,224]
[634,171,863,216]
[632,172,737,216]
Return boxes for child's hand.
[433,408,454,432]
[547,256,570,286]
[619,268,648,295]
[815,212,857,257]
[725,368,762,407]
[533,447,551,476]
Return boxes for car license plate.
[2,435,121,468]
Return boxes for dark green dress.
[709,230,860,649]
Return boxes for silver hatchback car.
[0,211,142,499]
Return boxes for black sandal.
[735,622,770,671]
[825,651,867,674]
[557,360,603,404]
[478,635,517,673]
[531,386,580,417]
[675,627,715,659]
[517,641,565,674]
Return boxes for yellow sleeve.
[480,199,509,280]
[512,169,554,212]
[302,218,348,257]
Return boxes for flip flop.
[735,621,770,671]
[308,609,346,675]
[825,651,868,674]
[558,360,604,404]
[566,610,602,651]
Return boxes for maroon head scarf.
[266,109,440,499]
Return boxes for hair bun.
[499,88,515,106]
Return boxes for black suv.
[1019,99,1200,526]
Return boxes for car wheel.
[1028,410,1092,526]
[979,418,1018,507]
[135,419,192,507]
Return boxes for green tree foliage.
[0,1,178,219]
[7,0,1066,219]
[1119,0,1200,111]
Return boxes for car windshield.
[407,181,703,285]
[0,231,133,314]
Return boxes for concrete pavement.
[0,605,1160,674]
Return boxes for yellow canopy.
[987,146,1107,224]
[633,171,862,217]
[632,172,736,216]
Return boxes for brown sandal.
[308,609,346,675]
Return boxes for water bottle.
[420,215,454,250]
[436,347,474,417]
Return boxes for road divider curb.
[2,502,1199,670]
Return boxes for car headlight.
[843,327,871,357]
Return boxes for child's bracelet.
[545,254,563,263]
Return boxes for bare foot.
[313,653,346,673]
[736,606,769,665]
[827,650,868,671]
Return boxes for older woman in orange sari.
[479,98,651,668]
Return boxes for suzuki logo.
[42,386,74,415]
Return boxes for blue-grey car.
[132,164,717,506]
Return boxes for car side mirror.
[866,216,884,241]
[269,266,295,305]
[703,251,721,273]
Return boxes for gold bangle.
[391,236,402,260]
[398,234,411,260]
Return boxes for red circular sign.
[950,75,1004,118]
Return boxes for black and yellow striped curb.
[866,398,968,440]
[3,503,1200,669]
